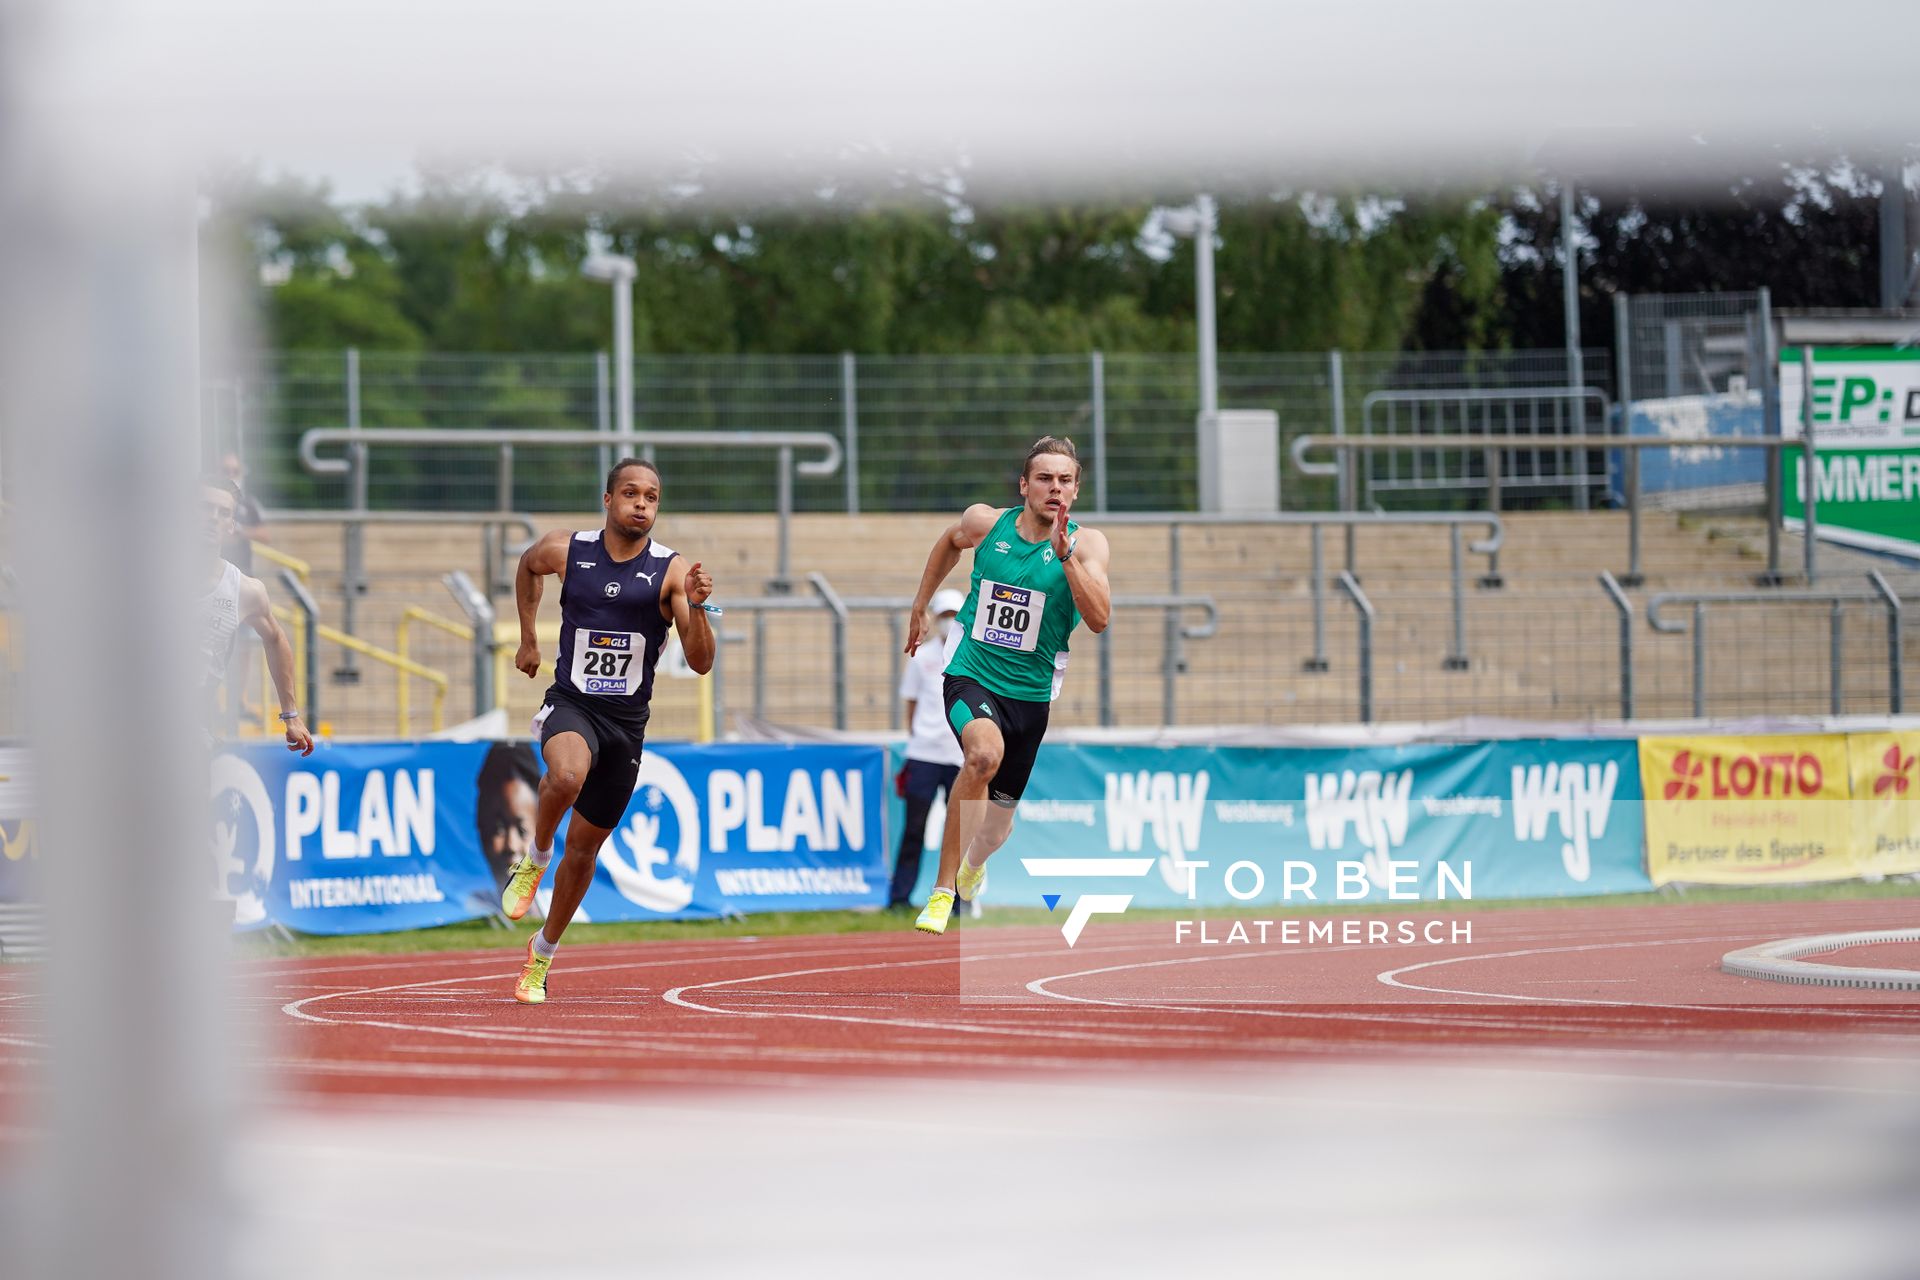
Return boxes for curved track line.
[1375,934,1920,1020]
[662,939,1228,1048]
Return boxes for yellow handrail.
[252,542,311,582]
[697,662,715,743]
[493,619,560,708]
[397,606,473,732]
[275,605,450,735]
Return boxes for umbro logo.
[993,540,1012,554]
[635,569,657,585]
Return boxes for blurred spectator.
[889,588,966,909]
[220,453,268,719]
[220,452,265,573]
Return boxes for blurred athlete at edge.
[903,436,1112,935]
[200,475,314,757]
[500,458,715,1004]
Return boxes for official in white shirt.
[889,588,966,908]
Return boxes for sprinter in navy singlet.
[499,458,717,1004]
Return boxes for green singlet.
[944,507,1082,702]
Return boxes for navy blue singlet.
[549,531,677,726]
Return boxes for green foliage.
[209,171,1518,360]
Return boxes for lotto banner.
[889,738,1648,909]
[1639,734,1857,885]
[1846,731,1920,879]
[211,740,889,933]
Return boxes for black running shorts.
[942,673,1050,807]
[533,691,649,830]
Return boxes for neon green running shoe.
[514,934,551,1005]
[501,853,547,921]
[956,856,988,904]
[915,887,956,935]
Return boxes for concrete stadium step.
[245,508,1895,734]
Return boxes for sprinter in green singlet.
[903,435,1112,935]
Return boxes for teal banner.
[888,739,1649,908]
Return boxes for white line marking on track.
[1376,935,1920,1018]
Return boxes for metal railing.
[1598,571,1634,720]
[266,509,540,664]
[250,541,310,582]
[706,579,1220,733]
[1293,432,1818,586]
[1336,571,1376,723]
[1092,509,1502,675]
[298,426,843,595]
[1359,387,1613,510]
[277,568,451,734]
[1646,571,1904,718]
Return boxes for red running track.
[5,898,1920,1111]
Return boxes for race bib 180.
[971,580,1045,652]
[572,628,643,695]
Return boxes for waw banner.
[1639,732,1920,885]
[888,738,1649,909]
[1780,346,1920,557]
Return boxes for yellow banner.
[1640,734,1857,885]
[1847,731,1920,877]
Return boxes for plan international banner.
[210,740,888,933]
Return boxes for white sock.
[531,931,558,960]
[530,842,553,868]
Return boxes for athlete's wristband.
[1058,536,1077,562]
[279,710,302,722]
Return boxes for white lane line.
[661,939,1243,1048]
[1376,935,1920,1019]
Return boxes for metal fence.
[212,346,1610,517]
[1619,291,1769,404]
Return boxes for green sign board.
[1780,346,1920,558]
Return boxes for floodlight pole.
[1196,193,1219,425]
[585,254,638,454]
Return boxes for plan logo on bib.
[599,754,701,913]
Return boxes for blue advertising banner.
[211,742,503,934]
[1615,394,1767,502]
[888,738,1649,909]
[212,740,890,933]
[560,742,889,923]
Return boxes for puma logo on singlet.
[635,569,657,585]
